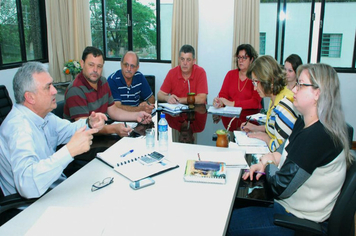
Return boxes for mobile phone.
[129,177,155,190]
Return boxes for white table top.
[0,138,244,236]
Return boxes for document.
[97,137,179,182]
[197,150,248,168]
[158,103,188,114]
[234,131,268,146]
[208,106,242,116]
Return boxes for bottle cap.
[160,113,165,118]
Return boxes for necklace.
[238,77,248,92]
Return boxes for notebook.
[234,131,268,146]
[207,106,242,116]
[183,160,226,184]
[158,103,189,114]
[96,137,179,182]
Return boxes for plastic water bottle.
[158,113,168,152]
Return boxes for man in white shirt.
[0,62,107,199]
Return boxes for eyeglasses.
[295,81,315,90]
[237,55,250,61]
[91,177,114,192]
[123,62,137,69]
[252,79,260,87]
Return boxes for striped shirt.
[107,70,153,106]
[63,72,114,120]
[265,87,298,152]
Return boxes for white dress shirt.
[0,104,87,198]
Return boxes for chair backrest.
[144,75,155,97]
[346,123,354,148]
[328,160,356,236]
[52,100,64,118]
[0,85,13,126]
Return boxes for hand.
[138,102,155,114]
[247,131,270,145]
[242,162,265,181]
[240,122,258,132]
[66,126,98,157]
[136,111,152,124]
[213,97,223,108]
[212,114,221,124]
[112,123,132,137]
[167,94,179,104]
[88,111,107,130]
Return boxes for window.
[259,32,266,55]
[90,0,172,62]
[260,0,355,72]
[0,0,47,69]
[321,34,342,58]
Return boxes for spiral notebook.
[96,137,179,182]
[183,160,226,184]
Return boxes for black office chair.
[0,85,13,125]
[52,99,65,118]
[0,85,37,226]
[144,75,155,97]
[274,160,356,236]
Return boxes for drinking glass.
[146,128,155,149]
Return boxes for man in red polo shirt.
[157,45,208,104]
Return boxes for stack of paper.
[208,106,242,116]
[233,131,270,154]
[158,103,189,114]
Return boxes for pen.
[124,122,127,128]
[121,149,134,157]
[146,101,151,105]
[198,153,201,161]
[244,169,265,175]
[243,117,252,127]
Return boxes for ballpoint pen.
[243,117,252,127]
[124,122,127,128]
[244,169,265,175]
[121,149,134,157]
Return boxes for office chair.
[0,190,37,226]
[144,75,155,96]
[0,85,13,125]
[52,99,65,118]
[274,160,356,236]
[0,85,38,225]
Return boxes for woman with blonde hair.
[241,55,298,152]
[228,63,353,236]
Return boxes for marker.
[121,149,134,157]
[244,169,265,175]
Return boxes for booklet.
[158,103,189,114]
[183,160,226,184]
[96,137,179,182]
[208,106,242,116]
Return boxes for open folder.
[96,137,179,182]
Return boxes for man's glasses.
[91,177,114,192]
[237,55,250,61]
[123,62,137,69]
[295,81,316,90]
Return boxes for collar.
[178,64,197,81]
[77,71,103,90]
[15,104,50,129]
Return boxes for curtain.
[232,0,260,69]
[46,0,92,83]
[171,0,199,68]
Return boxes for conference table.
[0,104,272,235]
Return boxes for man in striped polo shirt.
[107,51,155,114]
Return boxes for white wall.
[0,0,355,140]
